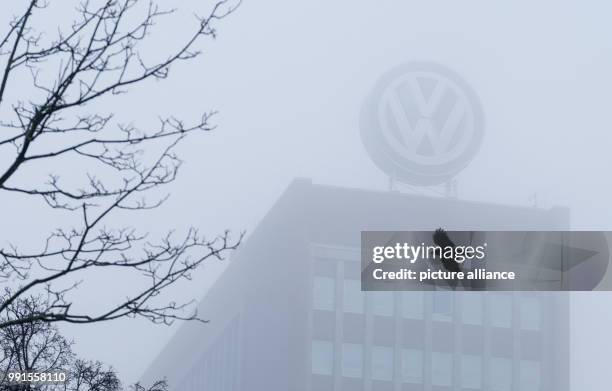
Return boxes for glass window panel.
[312,340,334,375]
[368,291,394,317]
[401,348,423,384]
[520,360,540,391]
[490,357,512,391]
[462,293,483,325]
[343,259,361,275]
[461,354,482,389]
[371,346,394,381]
[489,294,512,328]
[342,343,363,378]
[313,276,335,311]
[343,280,364,314]
[433,290,453,322]
[402,291,424,319]
[520,297,541,331]
[431,352,452,386]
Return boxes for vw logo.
[360,62,484,185]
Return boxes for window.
[312,340,334,375]
[462,293,483,325]
[401,348,423,384]
[191,316,240,391]
[402,291,424,319]
[489,294,512,328]
[520,297,541,330]
[343,280,364,314]
[371,346,394,381]
[520,360,540,391]
[490,357,512,391]
[461,354,482,389]
[431,352,452,386]
[313,276,335,311]
[433,290,453,321]
[368,291,394,317]
[342,343,363,378]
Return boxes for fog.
[1,0,611,389]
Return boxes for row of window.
[313,277,541,330]
[178,317,241,391]
[312,340,541,391]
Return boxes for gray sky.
[1,0,612,388]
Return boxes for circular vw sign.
[360,62,484,185]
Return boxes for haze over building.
[142,179,570,391]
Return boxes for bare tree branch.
[0,0,243,329]
[0,299,169,390]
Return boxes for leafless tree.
[66,360,121,391]
[129,381,167,391]
[0,297,72,390]
[0,0,242,329]
[0,297,170,391]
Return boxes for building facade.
[142,178,570,391]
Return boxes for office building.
[142,178,569,391]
